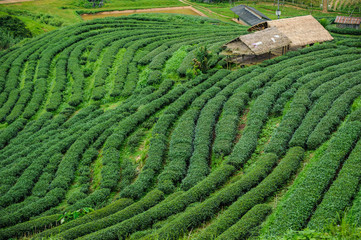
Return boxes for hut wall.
[337,23,360,29]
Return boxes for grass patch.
[259,139,330,235]
[90,150,103,191]
[17,16,57,35]
[163,45,191,81]
[195,1,360,21]
[0,0,185,25]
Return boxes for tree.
[323,0,328,12]
[192,45,212,75]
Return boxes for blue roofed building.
[231,5,271,26]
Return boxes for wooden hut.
[223,27,291,62]
[334,16,361,29]
[231,5,271,26]
[248,15,334,48]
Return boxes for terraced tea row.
[0,14,360,239]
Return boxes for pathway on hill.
[0,0,33,4]
[179,0,232,19]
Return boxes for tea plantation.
[0,14,360,239]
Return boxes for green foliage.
[319,18,330,28]
[76,0,106,8]
[157,71,229,193]
[225,68,294,167]
[0,118,26,149]
[57,207,94,224]
[54,189,164,239]
[212,67,258,157]
[127,128,146,152]
[180,91,229,190]
[192,45,212,74]
[216,204,272,240]
[197,147,304,240]
[307,84,361,149]
[327,24,361,35]
[156,153,278,239]
[147,70,162,86]
[2,9,64,27]
[0,15,32,49]
[264,122,361,236]
[163,45,190,79]
[0,15,32,38]
[0,29,21,50]
[289,55,361,149]
[0,14,360,240]
[283,219,361,240]
[308,138,361,230]
[35,198,133,239]
[268,52,361,154]
[0,214,60,240]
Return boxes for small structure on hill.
[248,15,334,48]
[334,16,361,29]
[231,5,271,26]
[223,27,291,63]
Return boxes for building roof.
[335,16,361,25]
[231,5,271,26]
[223,28,291,55]
[248,15,334,47]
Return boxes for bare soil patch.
[81,6,206,20]
[234,108,250,143]
[0,0,33,4]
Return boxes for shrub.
[0,214,60,240]
[307,84,361,149]
[264,122,361,236]
[216,204,272,240]
[80,164,235,240]
[180,95,227,190]
[155,153,278,240]
[0,118,26,149]
[50,190,164,239]
[147,70,162,86]
[67,191,88,205]
[35,198,133,238]
[225,76,293,168]
[308,138,361,230]
[290,70,361,148]
[197,147,303,240]
[157,71,230,193]
[0,15,32,38]
[327,24,361,35]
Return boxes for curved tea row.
[0,14,360,239]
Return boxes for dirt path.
[88,6,207,17]
[179,0,232,19]
[0,0,33,4]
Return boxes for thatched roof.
[231,5,270,26]
[223,28,291,55]
[248,15,334,47]
[223,39,254,55]
[335,16,361,25]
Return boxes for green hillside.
[0,13,360,240]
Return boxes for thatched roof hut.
[223,28,291,56]
[248,15,334,48]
